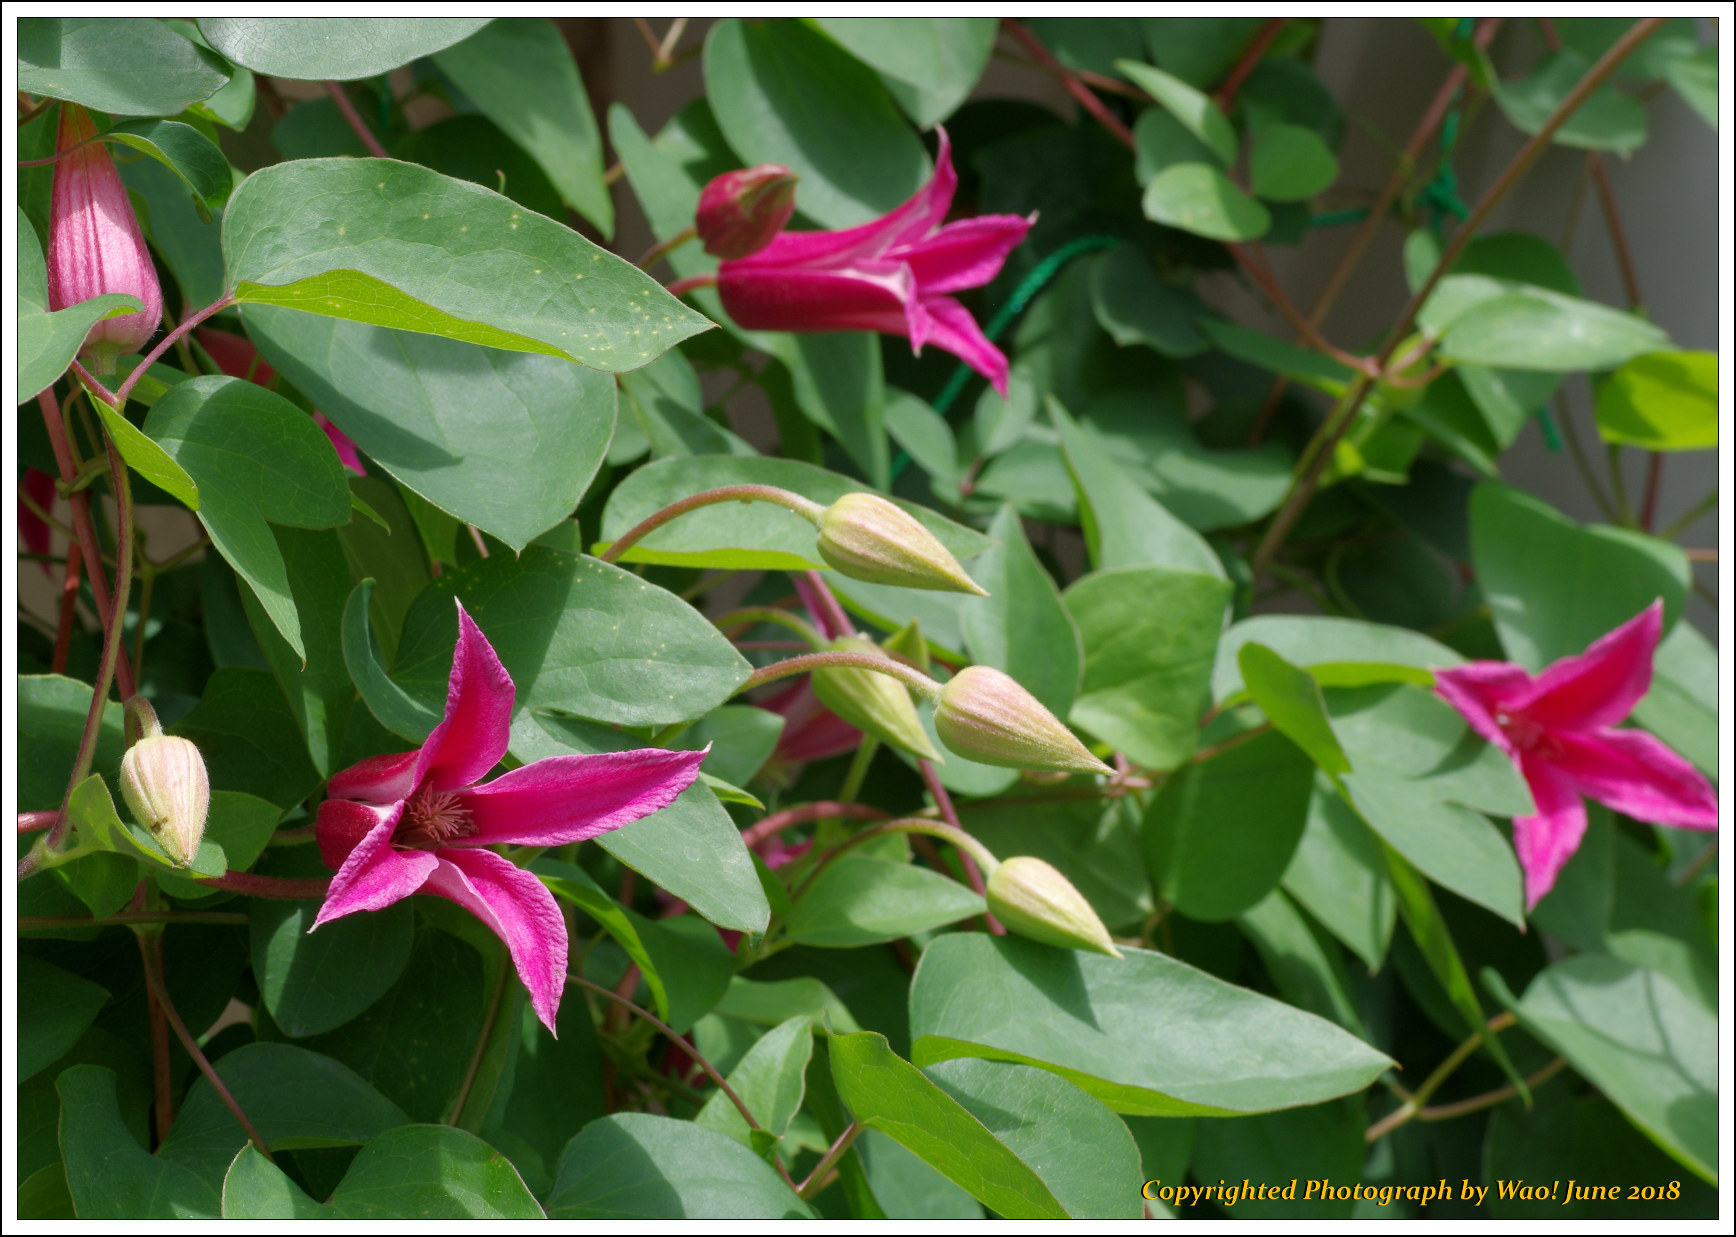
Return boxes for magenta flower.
[716,130,1034,397]
[1433,601,1716,910]
[313,600,705,1030]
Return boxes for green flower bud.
[986,856,1122,958]
[934,666,1112,775]
[119,699,209,867]
[811,636,941,761]
[816,493,987,595]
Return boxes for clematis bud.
[48,104,164,375]
[811,636,940,761]
[934,666,1112,775]
[118,698,209,867]
[817,493,987,596]
[697,164,799,259]
[987,856,1122,958]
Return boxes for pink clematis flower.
[1433,600,1716,910]
[313,600,705,1030]
[715,130,1034,397]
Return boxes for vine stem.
[599,485,825,564]
[22,910,248,930]
[137,926,276,1161]
[113,293,236,409]
[713,606,827,649]
[740,802,890,851]
[1251,18,1666,578]
[736,650,942,702]
[794,817,1000,904]
[1365,1011,1516,1143]
[1001,19,1134,148]
[920,759,1002,933]
[665,273,717,297]
[1418,1056,1569,1123]
[638,225,697,272]
[446,947,511,1126]
[798,1122,862,1199]
[325,80,390,158]
[193,871,331,899]
[1216,19,1290,108]
[1658,490,1717,540]
[566,972,799,1191]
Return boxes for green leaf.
[222,159,711,368]
[714,976,862,1034]
[925,1058,1144,1219]
[968,794,1153,932]
[1630,618,1718,778]
[1239,890,1370,1037]
[668,705,784,788]
[251,898,415,1038]
[220,1146,326,1219]
[856,1131,978,1218]
[1470,482,1689,669]
[769,332,890,488]
[1663,44,1717,127]
[17,675,126,812]
[157,791,282,900]
[1142,163,1271,241]
[169,667,323,809]
[1087,245,1210,357]
[599,454,988,571]
[1594,350,1717,450]
[1249,122,1339,201]
[158,1042,410,1188]
[696,1016,814,1149]
[961,504,1083,720]
[1142,17,1270,88]
[910,935,1391,1116]
[90,396,199,510]
[197,17,490,79]
[1491,956,1716,1184]
[1281,775,1397,971]
[243,309,616,551]
[1053,399,1224,577]
[342,580,442,743]
[1132,109,1223,184]
[391,547,750,728]
[18,956,108,1082]
[1212,614,1461,701]
[1143,728,1316,921]
[626,911,736,1034]
[1441,290,1669,372]
[1497,49,1648,155]
[58,1066,221,1219]
[1190,1100,1365,1218]
[535,857,670,1019]
[548,1113,816,1218]
[1237,643,1350,775]
[1197,318,1355,393]
[104,118,231,212]
[512,715,770,935]
[433,19,612,236]
[20,18,230,116]
[830,1030,1068,1219]
[66,773,226,876]
[705,18,931,229]
[121,154,228,313]
[331,1125,545,1217]
[1064,567,1230,771]
[812,18,996,128]
[145,376,352,659]
[1115,60,1238,166]
[785,856,985,947]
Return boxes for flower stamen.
[397,784,478,849]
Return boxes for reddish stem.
[324,80,390,159]
[919,759,1003,934]
[740,801,891,851]
[798,571,854,641]
[1002,19,1136,149]
[1640,453,1663,532]
[53,538,83,673]
[139,930,175,1146]
[193,871,332,899]
[112,294,236,409]
[665,273,718,297]
[18,811,60,833]
[1217,18,1290,107]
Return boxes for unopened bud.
[987,856,1122,957]
[697,165,799,259]
[817,493,987,596]
[934,666,1112,775]
[48,104,163,374]
[811,636,940,761]
[119,699,208,867]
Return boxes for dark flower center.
[1493,708,1556,757]
[396,783,478,850]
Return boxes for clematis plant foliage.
[15,16,1720,1222]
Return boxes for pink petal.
[422,601,516,792]
[1433,662,1535,756]
[792,573,849,640]
[762,680,862,765]
[902,213,1034,297]
[1548,728,1718,830]
[422,847,570,1032]
[1514,601,1661,732]
[315,412,367,476]
[911,294,1010,398]
[315,797,401,872]
[20,469,56,571]
[312,805,435,927]
[325,748,423,806]
[458,747,706,847]
[718,262,912,335]
[1513,753,1587,911]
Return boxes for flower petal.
[1433,662,1535,756]
[1513,753,1587,911]
[457,747,707,847]
[315,797,400,872]
[325,748,423,805]
[422,847,569,1032]
[1515,600,1661,732]
[315,412,367,476]
[910,294,1010,397]
[422,601,515,792]
[1548,727,1718,830]
[312,803,434,928]
[718,262,912,335]
[902,213,1034,297]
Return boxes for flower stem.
[795,817,1000,902]
[1417,1056,1568,1122]
[325,80,390,159]
[1001,19,1135,149]
[637,225,697,272]
[1365,1011,1516,1143]
[193,871,332,899]
[713,606,828,649]
[665,273,718,298]
[1216,18,1289,108]
[447,947,511,1127]
[737,651,943,703]
[919,759,1002,933]
[112,293,236,409]
[798,1121,862,1199]
[136,925,276,1162]
[739,802,890,852]
[599,485,826,564]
